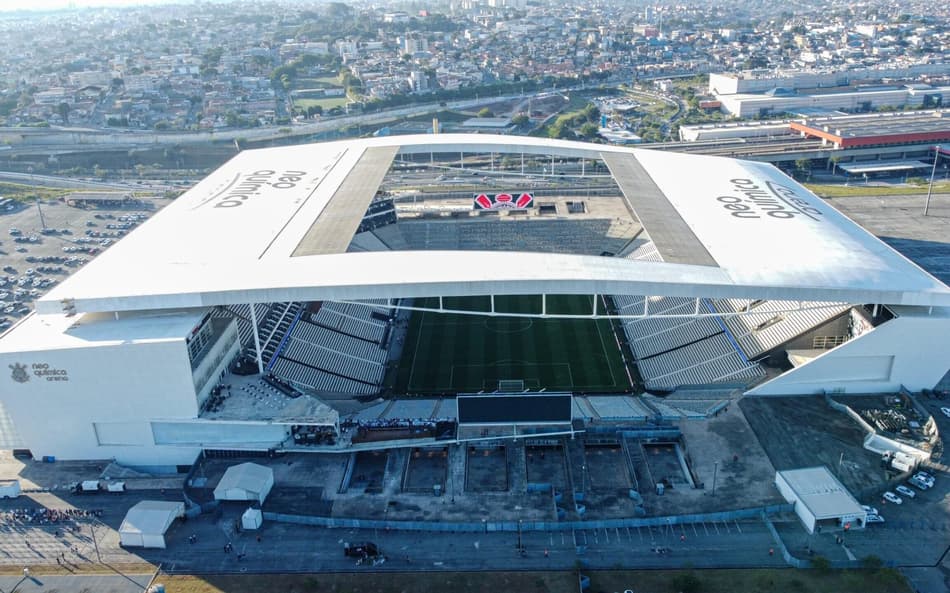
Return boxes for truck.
[76,480,100,493]
[0,479,21,499]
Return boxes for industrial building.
[775,466,867,534]
[716,85,949,118]
[1,134,948,469]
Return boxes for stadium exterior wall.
[0,337,201,466]
[748,308,950,395]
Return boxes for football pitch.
[393,295,633,394]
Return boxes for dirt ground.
[644,403,784,516]
[465,446,509,492]
[740,396,885,493]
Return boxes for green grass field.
[293,97,348,110]
[393,295,632,394]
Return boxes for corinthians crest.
[10,363,29,383]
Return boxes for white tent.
[213,462,274,504]
[241,507,263,530]
[118,500,185,549]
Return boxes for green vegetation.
[392,295,630,394]
[60,567,910,593]
[0,181,71,201]
[806,181,950,198]
[539,102,601,140]
[292,97,348,111]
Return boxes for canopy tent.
[118,500,185,549]
[213,462,274,504]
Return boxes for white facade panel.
[0,338,200,466]
[750,308,950,395]
[93,422,154,446]
[151,422,288,447]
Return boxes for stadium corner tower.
[2,134,949,468]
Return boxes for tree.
[670,572,702,593]
[56,102,70,124]
[795,158,811,179]
[477,107,494,118]
[579,122,600,138]
[511,114,529,126]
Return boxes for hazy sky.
[0,0,188,11]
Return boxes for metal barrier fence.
[263,503,793,533]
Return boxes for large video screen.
[473,192,534,211]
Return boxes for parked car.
[344,542,380,559]
[862,505,879,516]
[941,407,950,418]
[883,491,902,505]
[865,514,885,524]
[895,485,916,499]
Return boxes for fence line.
[263,503,793,533]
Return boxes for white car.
[912,473,935,488]
[865,514,885,524]
[883,491,902,505]
[895,485,916,499]
[941,407,950,419]
[862,505,879,516]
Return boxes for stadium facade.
[1,134,949,468]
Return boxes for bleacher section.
[377,219,634,256]
[711,299,850,359]
[620,237,662,262]
[213,302,299,368]
[269,301,393,396]
[612,291,851,391]
[611,295,765,391]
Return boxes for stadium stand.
[268,301,393,395]
[609,294,764,391]
[710,299,850,359]
[620,237,663,262]
[377,218,632,256]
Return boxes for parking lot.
[0,197,170,330]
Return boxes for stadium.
[1,133,949,469]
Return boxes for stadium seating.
[711,299,850,359]
[620,238,663,262]
[611,294,765,391]
[379,218,630,256]
[269,301,393,395]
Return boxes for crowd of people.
[1,506,101,525]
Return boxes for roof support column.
[490,294,495,315]
[592,294,598,317]
[643,297,649,316]
[542,294,547,316]
[249,304,264,375]
[521,152,525,175]
[694,298,701,315]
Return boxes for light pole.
[924,145,946,216]
[0,568,31,593]
[712,461,719,495]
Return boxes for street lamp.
[712,461,719,495]
[924,145,948,216]
[0,568,31,593]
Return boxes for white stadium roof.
[37,134,950,315]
